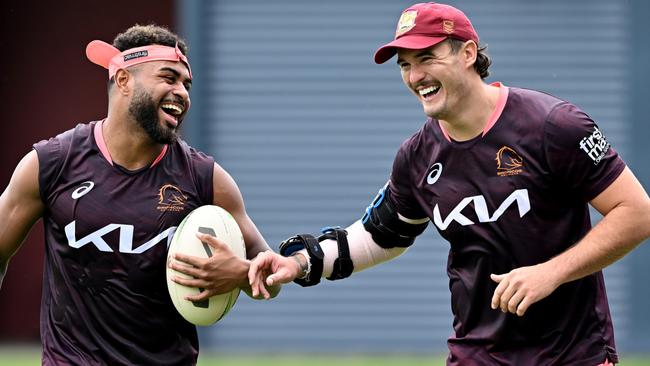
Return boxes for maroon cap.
[374,2,479,64]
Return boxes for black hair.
[447,38,491,79]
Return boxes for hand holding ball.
[166,205,246,326]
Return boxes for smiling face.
[126,60,192,144]
[396,39,476,120]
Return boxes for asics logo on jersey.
[64,221,177,253]
[71,181,95,199]
[579,127,610,165]
[433,189,530,230]
[426,163,443,185]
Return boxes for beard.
[128,86,179,144]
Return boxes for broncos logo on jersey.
[157,184,188,212]
[496,146,524,176]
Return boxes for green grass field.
[199,354,446,366]
[1,348,649,365]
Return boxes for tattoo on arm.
[292,253,309,279]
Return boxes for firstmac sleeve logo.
[579,127,610,165]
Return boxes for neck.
[439,81,500,141]
[102,112,166,170]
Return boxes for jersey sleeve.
[543,102,626,202]
[33,134,66,203]
[186,145,215,205]
[388,137,428,220]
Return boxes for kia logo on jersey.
[433,189,530,230]
[64,221,177,254]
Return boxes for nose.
[173,83,190,100]
[409,63,427,85]
[172,83,190,109]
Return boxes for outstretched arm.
[248,220,409,299]
[491,167,650,316]
[0,151,45,289]
[169,163,280,300]
[248,183,429,299]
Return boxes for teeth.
[161,103,183,115]
[419,86,440,96]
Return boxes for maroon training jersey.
[33,121,214,365]
[389,86,624,365]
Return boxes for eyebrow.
[415,50,435,58]
[159,67,193,86]
[397,49,435,64]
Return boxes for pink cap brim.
[374,35,447,64]
[86,40,121,69]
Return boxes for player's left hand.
[169,232,249,301]
[490,263,561,316]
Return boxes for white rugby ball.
[166,205,246,326]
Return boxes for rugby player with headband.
[0,24,279,365]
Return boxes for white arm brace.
[296,219,408,278]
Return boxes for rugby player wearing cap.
[0,24,278,365]
[248,3,650,365]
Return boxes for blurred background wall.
[2,0,649,355]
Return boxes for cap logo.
[123,50,149,62]
[396,10,418,37]
[442,20,455,34]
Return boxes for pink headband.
[85,40,192,79]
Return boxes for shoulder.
[396,118,438,159]
[32,121,97,161]
[505,87,567,121]
[391,119,438,188]
[543,100,598,148]
[33,121,97,161]
[173,139,215,165]
[168,139,215,204]
[505,87,594,135]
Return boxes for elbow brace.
[361,184,429,248]
[279,226,352,286]
[278,184,428,287]
[278,221,411,287]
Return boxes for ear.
[113,69,132,96]
[462,40,478,70]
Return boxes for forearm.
[549,204,650,285]
[296,220,407,279]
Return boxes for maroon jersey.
[33,121,214,365]
[389,85,624,365]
